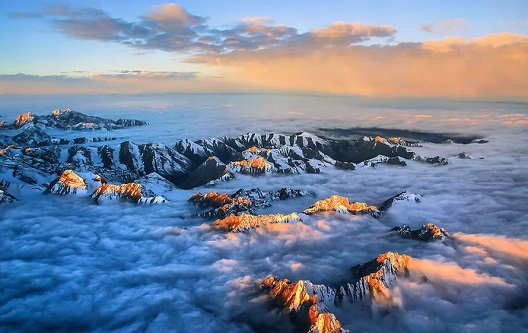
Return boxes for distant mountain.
[1,110,451,194]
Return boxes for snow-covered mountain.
[1,110,449,193]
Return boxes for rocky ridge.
[390,223,449,241]
[261,252,411,333]
[190,187,313,218]
[2,110,451,192]
[212,212,302,232]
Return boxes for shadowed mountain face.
[1,110,450,190]
[317,127,485,144]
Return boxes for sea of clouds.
[1,94,527,332]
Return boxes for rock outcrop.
[45,170,88,195]
[303,195,378,216]
[12,124,51,147]
[375,191,422,217]
[178,156,233,189]
[190,187,312,218]
[212,212,302,232]
[91,181,167,204]
[261,252,411,333]
[390,223,449,241]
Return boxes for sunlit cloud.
[421,18,467,34]
[454,232,528,261]
[6,4,528,99]
[410,258,511,286]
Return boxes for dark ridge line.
[316,127,484,144]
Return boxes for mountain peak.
[304,195,378,215]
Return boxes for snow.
[1,94,528,332]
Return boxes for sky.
[0,0,527,99]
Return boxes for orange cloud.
[206,33,528,99]
[313,22,396,39]
[410,258,510,286]
[454,232,528,261]
[421,18,467,34]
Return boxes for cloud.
[205,33,528,99]
[8,11,41,18]
[42,3,395,54]
[0,71,212,95]
[6,4,528,99]
[421,18,467,34]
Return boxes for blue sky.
[0,1,527,98]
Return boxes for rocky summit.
[390,223,449,241]
[212,212,302,232]
[303,195,378,216]
[189,187,312,218]
[261,252,411,333]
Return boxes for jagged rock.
[212,212,302,232]
[414,155,448,165]
[14,112,34,127]
[390,223,449,241]
[261,276,342,333]
[67,146,92,167]
[98,145,115,168]
[0,189,16,203]
[268,187,312,201]
[174,139,213,166]
[34,109,147,130]
[190,187,312,218]
[45,169,88,195]
[457,152,473,159]
[376,191,422,217]
[23,146,61,164]
[261,252,410,333]
[357,155,407,167]
[324,136,415,164]
[227,145,326,175]
[115,118,148,127]
[178,156,233,189]
[0,145,21,156]
[134,172,178,196]
[91,181,166,204]
[304,195,378,216]
[12,123,51,147]
[118,142,191,184]
[119,141,144,174]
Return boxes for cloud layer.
[5,3,528,99]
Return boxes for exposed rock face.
[261,252,410,333]
[178,156,233,189]
[376,191,422,216]
[304,195,378,216]
[261,276,343,333]
[190,187,312,218]
[0,189,16,203]
[340,252,410,307]
[212,212,302,232]
[91,181,166,204]
[12,124,51,147]
[414,155,448,165]
[14,112,34,127]
[35,110,148,130]
[391,223,449,241]
[2,110,452,189]
[45,170,88,195]
[0,179,17,203]
[227,145,326,174]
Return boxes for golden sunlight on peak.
[58,170,87,189]
[14,112,34,127]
